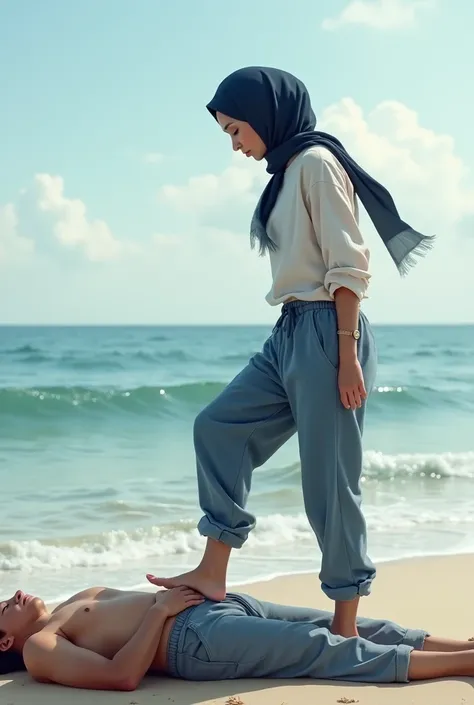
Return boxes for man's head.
[0,590,47,673]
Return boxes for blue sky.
[1,0,473,324]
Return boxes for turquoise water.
[1,324,473,602]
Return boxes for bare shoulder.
[23,631,59,681]
[23,631,130,690]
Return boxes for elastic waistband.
[167,606,194,678]
[274,300,335,337]
[281,300,336,312]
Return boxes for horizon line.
[1,322,473,328]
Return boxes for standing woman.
[148,67,432,637]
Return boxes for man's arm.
[23,604,168,691]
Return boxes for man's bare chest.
[47,589,155,658]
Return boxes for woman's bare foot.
[147,567,226,602]
[147,538,232,603]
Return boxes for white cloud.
[0,203,34,264]
[3,100,474,324]
[317,97,474,322]
[160,156,261,210]
[159,100,474,241]
[319,98,474,232]
[159,153,268,232]
[152,233,183,247]
[153,97,474,324]
[34,174,128,262]
[322,0,435,31]
[143,152,163,164]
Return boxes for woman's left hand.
[338,358,367,410]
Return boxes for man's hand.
[338,358,367,410]
[153,586,205,617]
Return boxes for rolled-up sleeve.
[308,178,371,300]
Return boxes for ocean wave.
[362,450,474,480]
[1,344,43,355]
[148,334,169,342]
[414,347,470,359]
[0,380,471,422]
[15,353,51,364]
[367,384,469,411]
[262,450,474,484]
[3,501,474,573]
[0,382,226,418]
[2,349,195,369]
[218,352,255,364]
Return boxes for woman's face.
[215,111,267,161]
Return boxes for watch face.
[354,330,361,340]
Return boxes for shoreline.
[226,547,474,592]
[40,547,474,608]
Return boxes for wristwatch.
[337,329,361,340]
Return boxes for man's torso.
[41,587,175,673]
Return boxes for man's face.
[0,590,45,650]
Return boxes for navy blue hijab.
[206,66,434,274]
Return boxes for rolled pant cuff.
[402,628,429,651]
[395,644,415,683]
[198,516,246,549]
[321,576,373,601]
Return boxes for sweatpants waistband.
[167,607,194,678]
[274,300,336,337]
[281,300,336,312]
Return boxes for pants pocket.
[358,314,378,387]
[176,654,239,681]
[311,310,339,371]
[177,623,239,681]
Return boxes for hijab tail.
[387,229,436,277]
[250,200,278,255]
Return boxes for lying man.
[1,584,474,690]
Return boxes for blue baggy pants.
[194,301,378,600]
[168,593,426,683]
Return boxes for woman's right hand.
[153,586,205,617]
[338,357,367,410]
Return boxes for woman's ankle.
[199,538,232,579]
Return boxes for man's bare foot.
[147,568,226,602]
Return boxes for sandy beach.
[1,553,474,704]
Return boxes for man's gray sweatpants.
[167,594,427,683]
[194,301,378,600]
